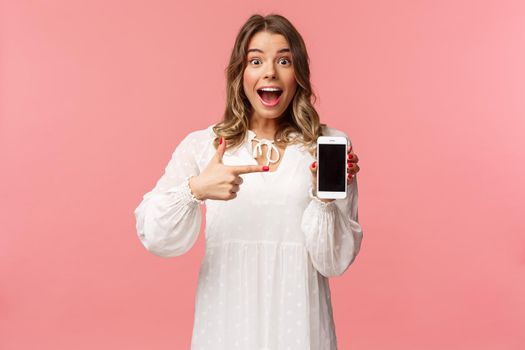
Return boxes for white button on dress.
[134,124,363,350]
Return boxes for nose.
[264,63,276,79]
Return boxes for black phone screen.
[318,143,346,192]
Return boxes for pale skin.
[189,31,360,202]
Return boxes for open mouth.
[257,88,283,107]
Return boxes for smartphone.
[316,136,348,199]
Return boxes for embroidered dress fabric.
[134,124,363,350]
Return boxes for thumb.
[213,136,226,163]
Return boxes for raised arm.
[300,136,364,277]
[134,132,204,258]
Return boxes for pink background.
[1,0,524,349]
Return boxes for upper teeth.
[259,87,281,92]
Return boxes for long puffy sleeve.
[300,137,364,278]
[134,131,204,258]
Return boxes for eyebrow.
[246,48,291,54]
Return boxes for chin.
[259,110,286,119]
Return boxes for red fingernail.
[349,164,353,167]
[312,161,316,169]
[219,137,223,145]
[348,154,353,159]
[263,166,269,171]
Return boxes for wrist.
[311,186,335,203]
[188,176,206,201]
[319,198,335,203]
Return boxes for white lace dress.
[134,124,363,350]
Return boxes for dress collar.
[246,129,301,141]
[247,129,257,141]
[247,129,280,166]
[243,129,306,160]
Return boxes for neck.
[249,115,280,140]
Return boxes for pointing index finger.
[229,164,269,175]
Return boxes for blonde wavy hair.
[212,13,326,155]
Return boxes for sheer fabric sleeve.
[300,136,364,277]
[133,132,204,258]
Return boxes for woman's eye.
[248,57,292,65]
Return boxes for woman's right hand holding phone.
[309,144,360,203]
[189,137,269,201]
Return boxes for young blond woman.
[134,13,363,350]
